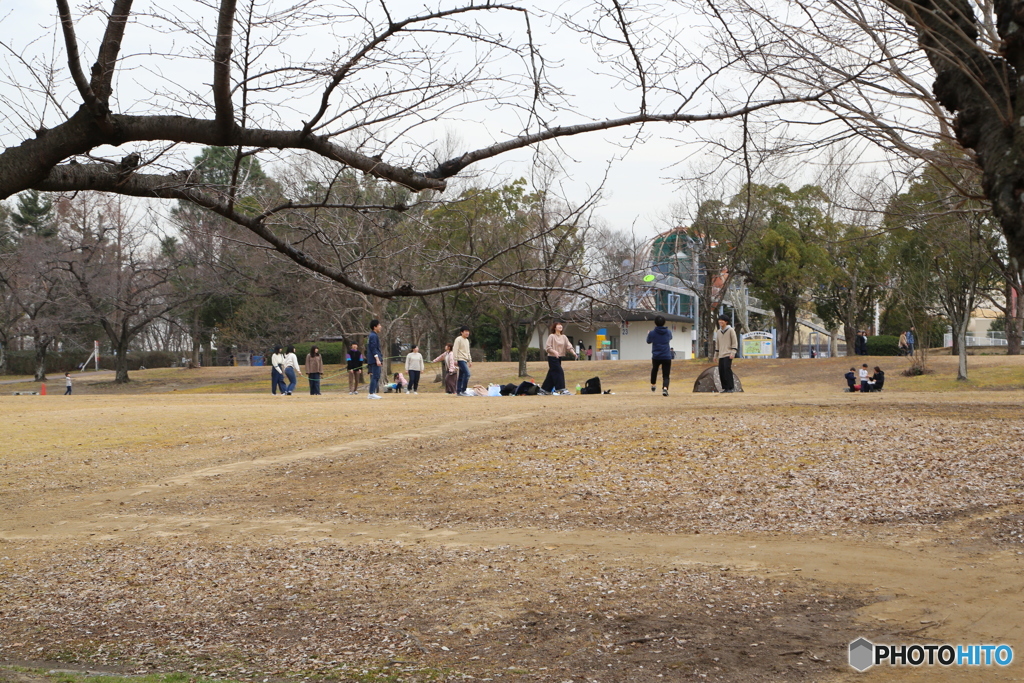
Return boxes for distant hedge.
[866,335,901,356]
[3,350,178,375]
[293,342,348,366]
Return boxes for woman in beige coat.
[540,322,577,394]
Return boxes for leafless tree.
[0,236,67,380]
[54,193,179,383]
[0,0,831,303]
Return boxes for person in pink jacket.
[433,343,458,394]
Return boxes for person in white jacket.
[270,345,288,395]
[405,345,424,394]
[283,345,302,395]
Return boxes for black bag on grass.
[580,376,602,394]
[515,381,539,396]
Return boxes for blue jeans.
[369,363,381,394]
[457,360,470,394]
[271,368,287,394]
[284,367,297,394]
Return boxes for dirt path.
[3,411,1023,681]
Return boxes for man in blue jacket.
[367,319,383,399]
[647,315,673,396]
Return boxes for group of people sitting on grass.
[845,364,884,392]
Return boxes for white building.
[534,309,696,361]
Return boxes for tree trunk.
[0,341,7,375]
[113,332,132,383]
[517,344,529,378]
[774,305,798,358]
[33,329,48,381]
[955,318,969,381]
[1008,287,1022,355]
[843,323,857,357]
[1008,312,1023,355]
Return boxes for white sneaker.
[369,393,382,399]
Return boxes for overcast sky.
[1,0,913,237]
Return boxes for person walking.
[453,325,473,396]
[433,343,458,394]
[647,315,673,396]
[714,314,738,393]
[270,345,288,395]
[368,319,383,399]
[577,340,585,359]
[586,345,593,361]
[405,344,424,394]
[64,372,72,395]
[346,342,364,394]
[305,345,324,395]
[898,330,908,356]
[283,345,302,395]
[906,326,916,356]
[541,321,577,395]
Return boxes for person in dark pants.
[64,372,72,395]
[453,325,472,396]
[905,327,916,356]
[714,314,738,392]
[405,344,424,393]
[305,345,323,395]
[347,342,364,394]
[270,345,288,395]
[541,321,577,394]
[368,319,383,399]
[647,315,673,396]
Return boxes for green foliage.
[10,189,55,238]
[293,341,349,365]
[866,335,901,356]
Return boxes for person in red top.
[540,322,577,395]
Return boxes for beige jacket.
[453,335,472,363]
[713,324,738,360]
[305,354,324,374]
[544,333,576,358]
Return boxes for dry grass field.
[2,353,1023,682]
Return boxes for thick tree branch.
[214,0,238,136]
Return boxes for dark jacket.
[368,331,382,365]
[647,325,673,360]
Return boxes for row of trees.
[672,152,1021,378]
[0,145,642,382]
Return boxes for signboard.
[741,331,774,358]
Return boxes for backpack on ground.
[500,382,518,396]
[515,380,539,396]
[580,376,602,394]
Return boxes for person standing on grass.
[541,321,577,394]
[453,325,473,396]
[283,345,302,395]
[305,346,324,395]
[346,342,364,394]
[405,344,424,394]
[647,315,673,396]
[714,314,738,393]
[64,372,72,395]
[368,319,384,399]
[433,343,458,394]
[587,345,593,361]
[270,345,288,395]
[906,326,916,356]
